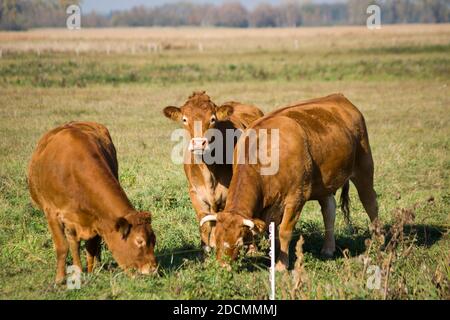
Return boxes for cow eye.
[210,116,216,124]
[182,116,188,124]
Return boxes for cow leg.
[86,235,101,273]
[46,212,68,284]
[318,195,336,258]
[352,177,378,222]
[276,202,304,271]
[351,155,379,223]
[189,189,215,252]
[66,233,82,272]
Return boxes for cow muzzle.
[188,137,208,154]
[139,262,158,275]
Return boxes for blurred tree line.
[0,0,80,30]
[1,0,449,30]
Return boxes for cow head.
[163,91,233,155]
[108,211,157,275]
[208,211,265,265]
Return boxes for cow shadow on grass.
[148,223,446,274]
[241,222,446,272]
[288,223,446,269]
[155,244,203,273]
[72,244,203,275]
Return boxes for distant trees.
[250,3,279,27]
[0,0,449,30]
[375,0,449,24]
[419,0,450,23]
[347,0,377,25]
[0,0,81,30]
[0,0,26,30]
[278,1,302,27]
[215,2,249,27]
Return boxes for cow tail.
[340,181,351,225]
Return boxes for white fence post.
[269,221,275,300]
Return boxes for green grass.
[1,46,449,87]
[0,27,449,300]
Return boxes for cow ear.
[216,104,234,121]
[163,106,182,122]
[115,217,131,239]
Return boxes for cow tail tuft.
[340,181,351,225]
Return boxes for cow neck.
[201,162,217,184]
[96,223,116,244]
[97,192,133,220]
[96,223,124,258]
[86,171,135,223]
[223,165,263,219]
[189,153,219,187]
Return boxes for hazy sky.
[82,0,345,14]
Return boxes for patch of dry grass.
[1,24,449,54]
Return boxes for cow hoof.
[275,262,288,272]
[54,276,65,286]
[320,248,335,260]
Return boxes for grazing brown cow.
[204,93,378,270]
[28,122,157,283]
[163,91,264,252]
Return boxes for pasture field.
[0,25,449,300]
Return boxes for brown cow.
[205,93,378,270]
[28,122,157,283]
[163,91,264,252]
